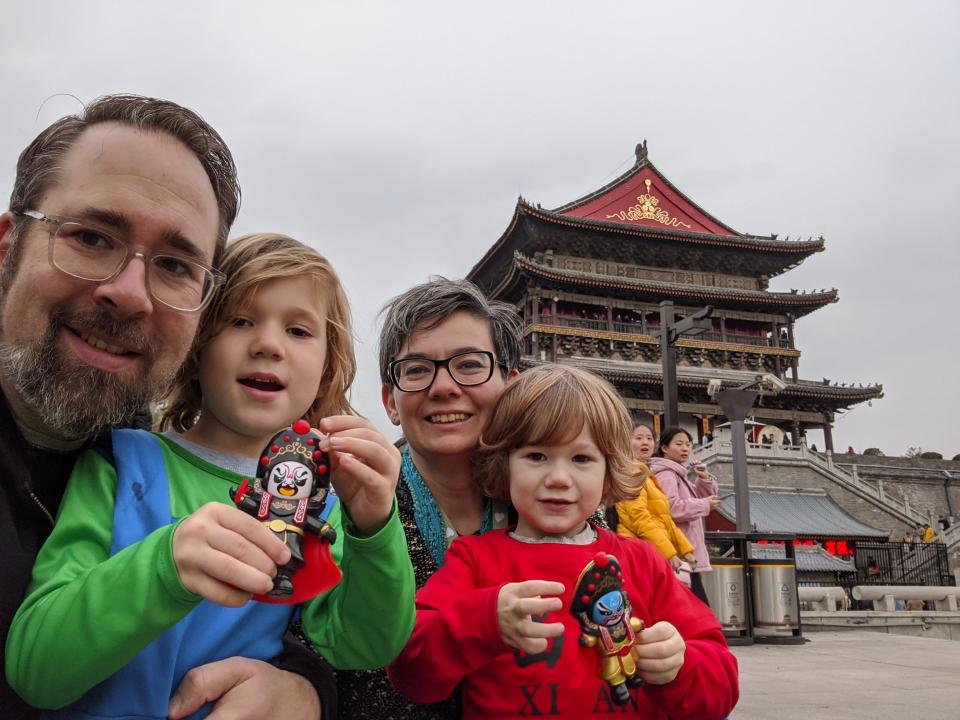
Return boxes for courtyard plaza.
[730,630,960,719]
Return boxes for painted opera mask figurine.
[570,552,645,706]
[231,419,341,603]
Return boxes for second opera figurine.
[570,551,646,706]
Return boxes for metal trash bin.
[749,558,799,630]
[702,558,747,635]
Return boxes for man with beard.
[0,95,329,719]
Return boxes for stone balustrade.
[798,586,847,611]
[851,585,959,612]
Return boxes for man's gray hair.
[8,94,239,266]
[378,277,523,385]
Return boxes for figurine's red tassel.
[234,479,251,505]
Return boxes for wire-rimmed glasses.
[14,209,223,313]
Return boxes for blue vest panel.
[48,430,294,720]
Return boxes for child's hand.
[634,621,686,685]
[318,415,401,536]
[497,580,565,654]
[173,502,291,607]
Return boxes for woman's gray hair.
[378,277,523,385]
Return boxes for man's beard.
[0,305,177,440]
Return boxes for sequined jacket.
[335,469,460,720]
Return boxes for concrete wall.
[834,454,960,525]
[709,460,913,537]
[835,455,960,472]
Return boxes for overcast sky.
[2,1,957,457]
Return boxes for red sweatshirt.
[389,527,738,719]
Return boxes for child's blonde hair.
[160,233,356,431]
[473,364,638,505]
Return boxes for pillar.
[530,290,540,360]
[822,415,834,453]
[786,320,799,381]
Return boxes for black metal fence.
[852,541,954,587]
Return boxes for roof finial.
[635,139,648,165]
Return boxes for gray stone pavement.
[730,631,960,719]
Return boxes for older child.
[7,234,415,718]
[388,365,738,719]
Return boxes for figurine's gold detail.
[266,518,304,536]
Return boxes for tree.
[863,447,884,456]
[905,447,923,458]
[919,451,943,460]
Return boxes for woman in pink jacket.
[648,426,723,605]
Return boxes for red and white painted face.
[267,460,313,499]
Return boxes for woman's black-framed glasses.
[389,351,502,392]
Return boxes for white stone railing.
[697,440,926,526]
[852,585,960,612]
[798,586,847,611]
[938,523,960,552]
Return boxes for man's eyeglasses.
[389,351,503,392]
[14,209,223,313]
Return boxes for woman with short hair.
[335,278,521,720]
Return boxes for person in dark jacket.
[0,94,332,719]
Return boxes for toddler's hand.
[634,621,686,685]
[497,580,565,654]
[668,555,683,571]
[318,415,401,536]
[173,502,291,607]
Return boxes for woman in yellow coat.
[614,424,698,576]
